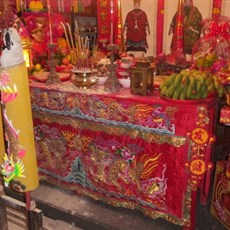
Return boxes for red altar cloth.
[30,81,216,136]
[29,80,218,229]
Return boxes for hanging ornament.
[212,0,222,21]
[28,0,44,12]
[172,0,184,53]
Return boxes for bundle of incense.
[60,21,77,64]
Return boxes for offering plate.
[71,69,98,88]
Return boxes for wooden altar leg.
[183,190,197,230]
[222,125,230,156]
[199,170,212,205]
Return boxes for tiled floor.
[5,178,227,230]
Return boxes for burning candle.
[47,0,53,43]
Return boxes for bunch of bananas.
[159,69,224,100]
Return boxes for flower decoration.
[0,71,18,104]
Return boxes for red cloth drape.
[156,0,165,55]
[212,0,222,21]
[114,0,123,49]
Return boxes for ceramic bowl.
[118,78,130,88]
[97,76,108,85]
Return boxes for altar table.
[29,80,218,229]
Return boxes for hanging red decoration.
[114,0,124,50]
[97,0,111,52]
[172,0,184,54]
[156,0,165,55]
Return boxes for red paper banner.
[114,0,123,48]
[156,0,165,55]
[97,0,119,51]
[97,0,111,51]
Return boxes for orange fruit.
[62,57,70,65]
[34,63,42,71]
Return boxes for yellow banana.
[202,88,208,99]
[188,75,196,88]
[179,90,186,100]
[194,74,204,84]
[160,86,168,96]
[207,82,215,92]
[213,76,220,90]
[173,74,183,89]
[172,84,182,100]
[186,85,193,99]
[196,80,202,91]
[205,76,213,86]
[164,73,177,87]
[166,83,176,98]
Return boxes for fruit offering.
[28,0,44,11]
[56,56,74,73]
[28,63,44,76]
[159,69,224,100]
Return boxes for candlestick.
[47,0,53,44]
[46,43,60,84]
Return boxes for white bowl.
[118,78,130,88]
[97,76,108,85]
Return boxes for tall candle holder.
[46,43,60,85]
[104,44,120,92]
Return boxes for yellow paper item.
[0,62,39,192]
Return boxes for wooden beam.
[0,194,43,230]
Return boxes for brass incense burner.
[71,69,98,88]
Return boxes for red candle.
[47,0,53,43]
[156,0,165,55]
[110,0,114,44]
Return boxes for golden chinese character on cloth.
[100,0,108,8]
[100,25,108,34]
[190,159,206,176]
[101,12,108,21]
[191,128,208,145]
